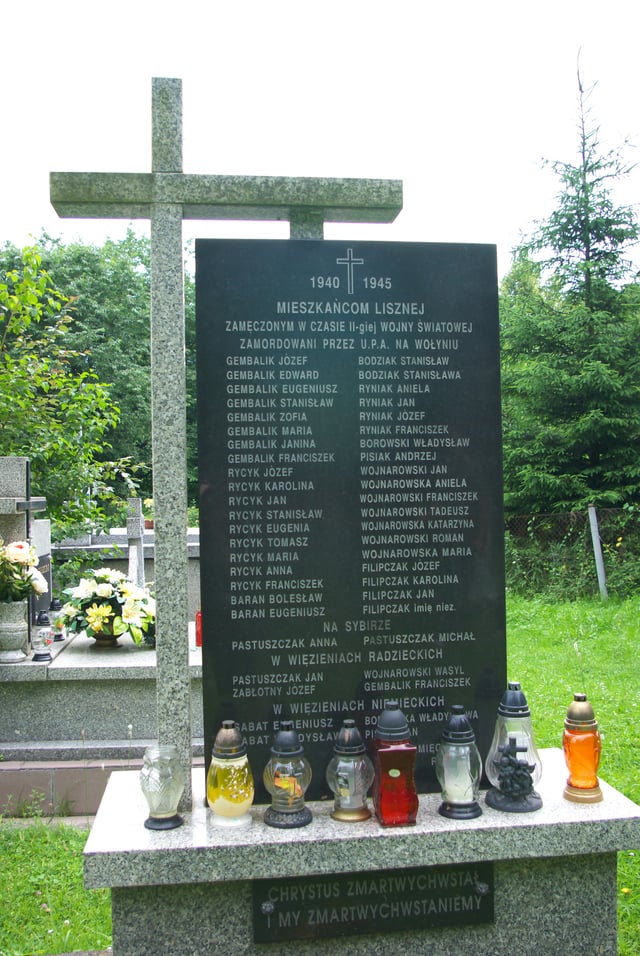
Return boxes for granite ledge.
[0,632,202,682]
[0,633,70,681]
[84,748,640,890]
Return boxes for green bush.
[505,507,640,600]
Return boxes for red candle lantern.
[371,701,418,827]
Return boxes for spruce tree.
[501,74,640,514]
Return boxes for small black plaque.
[252,863,494,942]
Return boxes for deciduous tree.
[0,246,139,539]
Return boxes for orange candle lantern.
[562,693,602,803]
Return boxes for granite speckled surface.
[0,457,31,557]
[50,172,403,223]
[84,748,640,891]
[0,633,203,744]
[109,854,617,956]
[86,749,631,955]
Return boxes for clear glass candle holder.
[326,719,374,822]
[140,744,186,830]
[435,705,482,819]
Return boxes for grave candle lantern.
[435,705,482,819]
[139,744,185,830]
[50,598,66,642]
[207,720,254,826]
[263,721,312,828]
[485,681,542,812]
[563,693,603,803]
[371,700,419,826]
[32,610,53,662]
[325,719,374,821]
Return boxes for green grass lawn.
[1,593,639,954]
[0,821,111,956]
[507,592,640,955]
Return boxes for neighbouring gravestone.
[0,458,46,544]
[126,498,146,589]
[197,239,506,800]
[0,458,48,654]
[30,519,52,621]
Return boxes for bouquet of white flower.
[58,567,156,646]
[0,539,49,602]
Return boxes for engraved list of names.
[196,240,506,800]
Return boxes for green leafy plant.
[0,244,144,542]
[2,788,48,819]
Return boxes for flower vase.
[91,622,120,648]
[0,600,29,663]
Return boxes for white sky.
[2,0,640,277]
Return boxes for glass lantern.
[139,744,186,830]
[50,598,66,642]
[562,693,603,803]
[263,721,312,828]
[371,701,419,827]
[435,705,482,819]
[207,720,254,826]
[325,719,374,821]
[32,610,53,662]
[485,682,542,812]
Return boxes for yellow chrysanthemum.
[85,603,114,632]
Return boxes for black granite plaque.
[196,240,506,801]
[252,863,494,942]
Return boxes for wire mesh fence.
[504,506,640,598]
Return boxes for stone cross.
[50,78,402,807]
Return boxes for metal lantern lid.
[497,681,531,718]
[375,700,410,741]
[212,720,247,758]
[565,693,598,730]
[441,705,476,743]
[270,720,304,757]
[36,609,51,626]
[334,719,366,755]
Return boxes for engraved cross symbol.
[337,248,364,295]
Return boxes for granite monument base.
[85,749,640,955]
